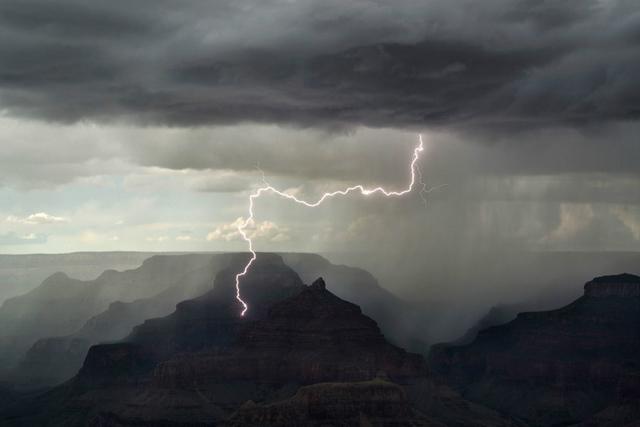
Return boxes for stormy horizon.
[0,1,639,426]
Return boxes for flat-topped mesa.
[584,273,640,297]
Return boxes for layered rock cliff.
[153,278,427,389]
[429,273,640,426]
[8,254,230,388]
[74,253,306,385]
[0,254,215,372]
[584,272,640,297]
[281,253,434,352]
[225,379,439,427]
[1,254,520,427]
[3,252,442,389]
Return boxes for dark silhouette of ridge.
[0,255,518,426]
[430,273,640,426]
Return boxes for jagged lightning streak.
[234,134,426,316]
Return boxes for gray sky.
[0,0,639,261]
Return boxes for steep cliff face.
[77,253,306,383]
[4,252,438,389]
[0,272,105,370]
[282,253,434,352]
[584,272,640,297]
[225,379,439,427]
[153,278,427,389]
[1,255,520,427]
[76,275,430,426]
[15,337,91,387]
[8,254,229,388]
[0,254,215,371]
[429,273,640,426]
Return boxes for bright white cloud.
[6,212,69,225]
[146,236,170,242]
[207,217,290,243]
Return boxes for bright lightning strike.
[234,134,427,316]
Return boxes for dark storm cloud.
[504,0,599,30]
[0,1,150,39]
[0,0,638,128]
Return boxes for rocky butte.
[584,272,640,297]
[429,272,640,426]
[0,254,520,426]
[153,277,427,389]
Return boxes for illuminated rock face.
[429,273,640,426]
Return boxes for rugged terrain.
[4,252,438,389]
[11,254,230,387]
[430,273,640,426]
[0,254,518,426]
[0,254,221,383]
[224,379,439,427]
[0,252,156,305]
[282,253,436,353]
[4,252,638,426]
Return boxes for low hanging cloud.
[612,206,640,240]
[543,203,595,243]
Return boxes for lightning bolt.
[234,134,427,316]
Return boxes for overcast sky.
[0,0,639,261]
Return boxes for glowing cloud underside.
[234,134,426,316]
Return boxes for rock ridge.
[584,273,640,297]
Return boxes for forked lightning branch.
[234,135,427,316]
